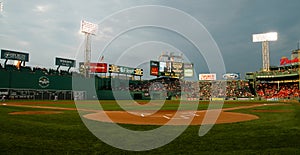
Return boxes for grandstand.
[246,49,300,100]
[1,47,300,101]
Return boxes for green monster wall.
[0,69,147,100]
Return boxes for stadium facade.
[1,49,300,101]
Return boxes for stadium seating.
[1,62,300,100]
[256,83,300,99]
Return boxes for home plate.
[2,103,6,105]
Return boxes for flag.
[16,61,21,70]
[100,55,104,62]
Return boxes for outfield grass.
[0,100,299,154]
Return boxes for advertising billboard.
[109,64,120,73]
[79,62,107,73]
[199,73,216,81]
[280,57,299,66]
[109,64,141,75]
[55,57,75,67]
[1,49,29,62]
[134,68,143,76]
[119,66,135,75]
[150,61,159,76]
[184,63,194,77]
[222,73,240,80]
[90,63,107,73]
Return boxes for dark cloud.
[1,0,300,77]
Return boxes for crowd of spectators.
[256,83,300,99]
[109,77,256,100]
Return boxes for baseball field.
[0,100,300,154]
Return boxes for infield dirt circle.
[3,103,286,126]
[84,110,259,125]
[83,104,287,125]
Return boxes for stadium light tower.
[80,20,98,77]
[0,2,3,12]
[252,32,278,72]
[159,52,183,62]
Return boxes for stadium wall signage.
[199,73,216,81]
[222,73,240,80]
[38,76,50,88]
[55,57,76,67]
[150,61,159,76]
[90,63,107,73]
[119,66,135,75]
[109,64,120,73]
[184,63,194,77]
[1,49,29,62]
[280,57,299,65]
[109,64,142,76]
[134,68,143,76]
[79,62,108,73]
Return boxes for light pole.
[252,32,278,72]
[80,20,98,78]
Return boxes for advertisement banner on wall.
[150,61,159,76]
[90,63,107,73]
[1,49,29,62]
[184,63,194,77]
[222,73,240,80]
[109,64,137,75]
[199,73,216,81]
[109,64,120,73]
[55,57,76,67]
[119,66,135,75]
[79,62,107,73]
[134,68,143,76]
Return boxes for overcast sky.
[1,0,300,79]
